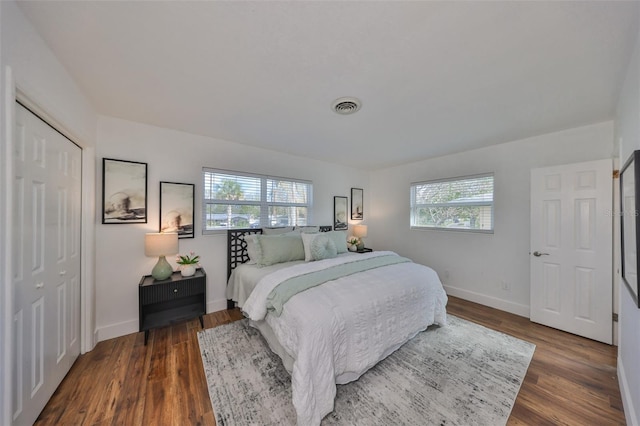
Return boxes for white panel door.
[12,103,81,425]
[530,159,613,344]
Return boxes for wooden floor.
[35,296,626,425]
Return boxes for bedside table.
[357,247,372,253]
[139,268,206,345]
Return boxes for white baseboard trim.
[208,298,229,314]
[443,285,530,318]
[618,355,638,426]
[95,298,232,343]
[95,318,138,343]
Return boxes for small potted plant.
[347,237,359,252]
[176,251,200,277]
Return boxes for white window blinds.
[202,168,312,232]
[410,173,494,232]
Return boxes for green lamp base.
[151,255,173,280]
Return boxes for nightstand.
[357,248,373,253]
[138,268,206,345]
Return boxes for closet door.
[12,103,81,425]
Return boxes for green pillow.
[262,226,295,235]
[310,234,338,260]
[326,230,348,254]
[256,235,305,266]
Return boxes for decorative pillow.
[294,225,320,234]
[325,230,348,254]
[310,234,338,260]
[301,233,338,261]
[243,234,261,264]
[256,234,305,266]
[262,226,295,235]
[300,232,318,261]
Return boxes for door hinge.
[613,170,620,179]
[613,313,619,322]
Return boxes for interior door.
[12,102,81,425]
[530,159,613,344]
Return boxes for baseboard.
[208,298,229,313]
[95,318,138,342]
[443,285,530,318]
[618,355,639,426]
[95,298,233,343]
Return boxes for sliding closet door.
[12,102,81,425]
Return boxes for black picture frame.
[102,158,147,224]
[620,149,640,308]
[160,181,195,239]
[334,196,348,230]
[351,188,363,220]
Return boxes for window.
[202,168,312,233]
[410,173,494,232]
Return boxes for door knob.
[35,282,44,289]
[532,251,550,257]
[59,270,66,276]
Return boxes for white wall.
[94,116,369,341]
[0,1,98,424]
[369,122,613,316]
[615,19,640,426]
[1,2,96,145]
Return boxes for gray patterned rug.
[197,315,535,426]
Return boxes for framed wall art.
[334,196,348,230]
[351,188,363,220]
[160,181,195,239]
[102,158,147,224]
[620,150,640,308]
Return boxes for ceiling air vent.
[332,97,362,115]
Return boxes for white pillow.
[300,232,316,261]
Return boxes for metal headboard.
[226,226,332,309]
[227,228,263,279]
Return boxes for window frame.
[410,173,495,233]
[202,168,313,234]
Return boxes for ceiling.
[17,1,640,170]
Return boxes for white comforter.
[242,251,448,426]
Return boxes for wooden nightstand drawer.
[140,278,204,305]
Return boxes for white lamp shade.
[353,225,368,239]
[145,232,178,257]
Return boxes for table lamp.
[145,232,178,280]
[353,224,368,249]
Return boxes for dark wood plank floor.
[35,296,626,425]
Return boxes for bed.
[226,226,448,426]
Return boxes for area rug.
[197,315,535,426]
